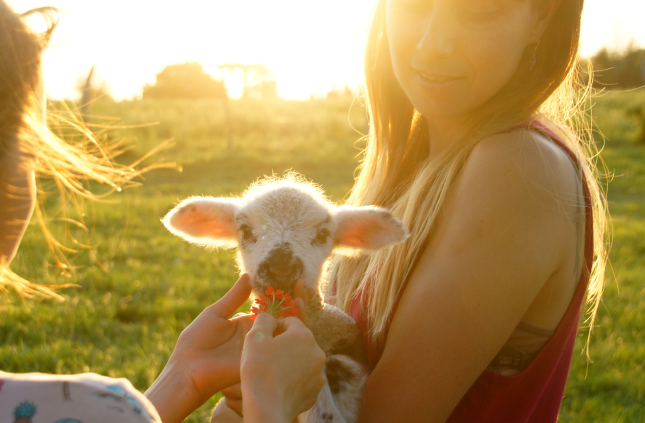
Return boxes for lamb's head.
[162,178,408,296]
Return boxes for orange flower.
[250,286,300,321]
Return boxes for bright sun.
[8,0,645,101]
[13,0,377,100]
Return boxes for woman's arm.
[146,276,325,423]
[146,274,255,423]
[356,132,579,422]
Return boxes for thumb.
[275,315,307,336]
[207,274,252,319]
[247,313,278,344]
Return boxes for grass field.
[2,91,644,422]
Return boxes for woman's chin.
[412,102,471,123]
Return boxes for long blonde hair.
[0,3,176,299]
[326,0,608,354]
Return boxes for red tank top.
[349,121,594,422]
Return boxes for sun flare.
[9,0,645,101]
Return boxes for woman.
[0,3,325,423]
[323,0,607,422]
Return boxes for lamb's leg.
[323,355,366,422]
[211,397,244,423]
[300,380,347,423]
[301,354,366,423]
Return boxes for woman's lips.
[415,69,463,88]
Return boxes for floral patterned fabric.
[0,372,160,423]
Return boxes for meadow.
[1,91,644,422]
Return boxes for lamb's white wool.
[163,176,408,294]
[162,175,408,423]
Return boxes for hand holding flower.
[241,314,327,422]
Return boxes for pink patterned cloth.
[0,372,160,423]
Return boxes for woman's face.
[386,0,542,122]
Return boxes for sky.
[8,0,645,100]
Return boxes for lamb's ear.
[332,206,409,254]
[162,197,240,248]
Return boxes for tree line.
[78,46,645,103]
[587,46,645,90]
[142,62,278,100]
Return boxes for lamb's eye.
[240,225,254,240]
[313,228,331,245]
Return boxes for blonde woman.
[0,3,325,423]
[321,0,606,421]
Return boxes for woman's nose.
[416,4,457,57]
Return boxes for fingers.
[240,311,326,421]
[275,316,303,337]
[221,383,242,399]
[225,396,244,417]
[222,383,244,417]
[294,297,307,326]
[275,315,308,337]
[207,274,252,319]
[293,279,317,305]
[293,279,309,326]
[293,279,307,305]
[248,313,278,343]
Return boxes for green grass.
[558,90,645,422]
[2,93,644,422]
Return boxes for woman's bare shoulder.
[466,128,579,201]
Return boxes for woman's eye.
[313,228,331,245]
[240,225,254,240]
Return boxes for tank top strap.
[497,120,582,170]
[496,118,594,301]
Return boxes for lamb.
[162,175,408,423]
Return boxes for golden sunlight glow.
[9,0,645,100]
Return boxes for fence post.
[223,90,234,150]
[80,65,95,126]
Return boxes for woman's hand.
[222,280,317,419]
[241,313,327,423]
[146,274,255,423]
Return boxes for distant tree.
[218,63,278,99]
[591,47,645,90]
[143,62,226,99]
[326,85,354,99]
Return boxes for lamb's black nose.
[258,244,304,291]
[267,245,295,277]
[270,262,293,277]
